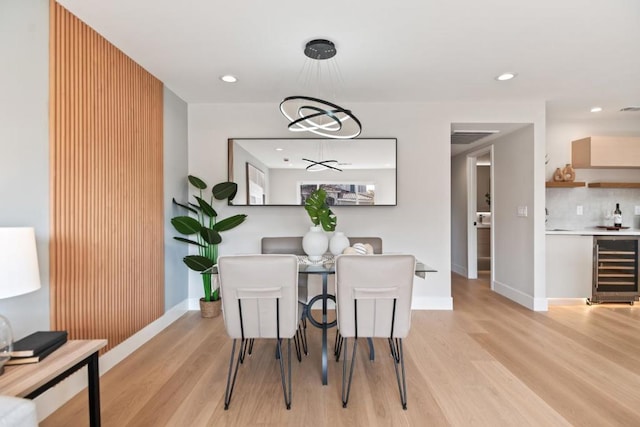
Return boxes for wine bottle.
[613,203,622,228]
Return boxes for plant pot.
[302,225,329,261]
[199,298,221,318]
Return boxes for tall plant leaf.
[213,214,247,232]
[200,227,222,244]
[171,216,202,235]
[212,182,238,201]
[195,196,217,218]
[188,175,207,190]
[172,198,198,214]
[173,236,207,247]
[183,255,214,272]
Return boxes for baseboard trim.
[547,298,588,306]
[451,263,467,277]
[34,300,189,422]
[493,280,548,311]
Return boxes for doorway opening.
[466,146,494,286]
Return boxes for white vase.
[302,226,328,261]
[329,231,350,256]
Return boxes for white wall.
[0,0,50,339]
[189,101,547,309]
[163,87,189,310]
[492,125,545,307]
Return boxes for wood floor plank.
[43,274,640,426]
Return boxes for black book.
[10,331,68,357]
[6,338,67,365]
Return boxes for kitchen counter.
[546,228,640,236]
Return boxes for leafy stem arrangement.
[171,175,247,301]
[304,188,337,231]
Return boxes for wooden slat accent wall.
[49,1,164,352]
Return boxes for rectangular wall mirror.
[228,138,397,206]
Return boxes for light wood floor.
[43,274,640,426]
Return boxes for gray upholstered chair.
[217,254,299,410]
[261,237,309,356]
[335,254,415,409]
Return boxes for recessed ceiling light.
[220,75,237,83]
[495,72,517,81]
[275,148,284,151]
[590,107,603,113]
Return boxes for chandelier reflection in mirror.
[280,39,362,140]
[303,140,342,172]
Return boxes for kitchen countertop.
[546,228,640,236]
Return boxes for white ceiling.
[58,0,640,123]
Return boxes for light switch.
[577,205,583,215]
[635,206,640,215]
[517,206,528,217]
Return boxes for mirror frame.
[228,138,397,207]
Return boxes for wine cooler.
[591,236,640,305]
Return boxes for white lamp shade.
[0,228,41,299]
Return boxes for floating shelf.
[545,181,586,188]
[588,182,640,188]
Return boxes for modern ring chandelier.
[280,39,362,140]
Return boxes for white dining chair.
[217,254,299,410]
[335,254,415,409]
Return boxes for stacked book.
[7,331,68,365]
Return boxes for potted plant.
[302,188,336,260]
[171,175,247,317]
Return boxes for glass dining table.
[209,257,436,385]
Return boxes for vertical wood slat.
[49,1,164,352]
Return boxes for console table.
[0,339,107,427]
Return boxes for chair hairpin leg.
[341,337,358,408]
[300,322,308,355]
[248,339,255,356]
[293,329,302,362]
[224,339,245,410]
[277,338,292,409]
[391,338,408,410]
[334,331,344,361]
[239,338,249,364]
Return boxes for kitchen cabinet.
[572,136,640,168]
[546,235,592,298]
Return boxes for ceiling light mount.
[304,39,336,60]
[280,38,362,139]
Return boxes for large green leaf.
[171,216,202,235]
[195,196,217,218]
[188,175,207,190]
[200,227,222,244]
[304,188,336,230]
[319,211,337,231]
[213,214,247,232]
[183,255,214,272]
[212,182,238,201]
[173,236,206,247]
[172,198,198,214]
